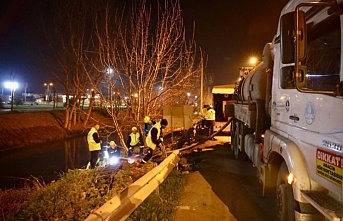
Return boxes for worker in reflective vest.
[205,105,216,139]
[142,119,168,163]
[201,104,208,128]
[87,124,102,169]
[143,116,156,136]
[127,127,143,157]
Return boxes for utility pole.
[200,54,204,111]
[24,83,27,104]
[53,86,56,110]
[10,88,14,111]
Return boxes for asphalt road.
[185,140,278,221]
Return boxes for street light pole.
[10,88,14,111]
[53,85,56,110]
[5,82,18,112]
[200,55,204,112]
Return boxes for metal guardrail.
[84,150,180,221]
[85,119,232,221]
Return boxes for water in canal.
[0,136,91,189]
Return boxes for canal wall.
[0,111,109,150]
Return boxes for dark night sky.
[0,0,289,93]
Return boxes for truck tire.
[233,121,247,160]
[276,162,296,221]
[230,119,236,151]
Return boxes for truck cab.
[230,1,343,220]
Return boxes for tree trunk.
[83,91,95,127]
[64,94,70,129]
[77,97,82,122]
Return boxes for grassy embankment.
[0,162,187,221]
[0,110,112,151]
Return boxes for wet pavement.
[175,138,278,221]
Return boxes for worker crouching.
[141,119,168,163]
[127,127,143,157]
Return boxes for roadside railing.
[84,150,180,221]
[84,119,232,221]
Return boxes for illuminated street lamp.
[106,68,113,74]
[250,57,257,67]
[44,83,54,108]
[5,81,18,112]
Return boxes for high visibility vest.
[205,109,216,120]
[201,108,207,117]
[87,127,101,151]
[146,123,161,150]
[130,133,140,146]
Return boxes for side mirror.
[280,66,295,89]
[280,12,295,64]
[296,10,307,61]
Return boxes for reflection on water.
[0,136,90,189]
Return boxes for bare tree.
[83,0,201,151]
[35,0,201,152]
[36,0,97,130]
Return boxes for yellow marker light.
[288,173,295,184]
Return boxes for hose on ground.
[153,118,234,158]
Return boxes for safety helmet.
[144,116,150,123]
[132,127,138,132]
[109,141,116,146]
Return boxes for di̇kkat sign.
[316,149,343,187]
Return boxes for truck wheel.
[233,141,246,160]
[233,122,247,160]
[276,162,296,221]
[230,120,236,151]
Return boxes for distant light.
[134,93,138,97]
[49,83,53,86]
[195,95,198,99]
[44,83,47,86]
[5,82,18,90]
[159,86,163,91]
[113,92,116,95]
[124,96,128,99]
[250,57,257,65]
[238,77,242,81]
[107,68,113,74]
[187,92,190,97]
